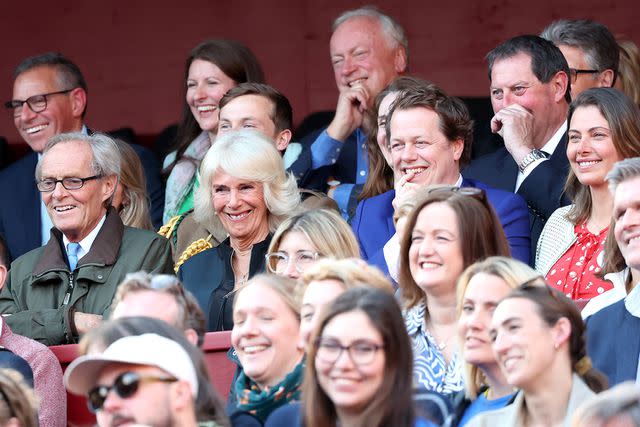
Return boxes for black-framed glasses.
[315,338,385,365]
[265,251,319,274]
[569,68,599,84]
[37,175,102,192]
[5,89,75,117]
[87,371,177,413]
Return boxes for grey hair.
[193,130,300,236]
[540,19,619,83]
[572,381,640,427]
[333,6,409,62]
[36,132,121,207]
[606,157,640,194]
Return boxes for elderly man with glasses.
[0,52,164,263]
[0,132,172,345]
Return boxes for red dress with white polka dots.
[546,223,612,300]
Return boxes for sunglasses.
[87,371,177,413]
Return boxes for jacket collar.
[33,207,124,275]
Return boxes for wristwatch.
[518,149,547,173]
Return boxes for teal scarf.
[234,361,304,422]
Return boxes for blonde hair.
[0,369,39,427]
[267,209,360,260]
[114,139,153,230]
[456,256,540,398]
[298,258,394,301]
[234,273,301,319]
[194,130,300,236]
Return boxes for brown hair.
[385,83,474,168]
[218,82,293,132]
[303,287,415,427]
[503,281,607,393]
[359,76,433,200]
[616,39,640,106]
[398,187,511,309]
[165,40,264,176]
[565,88,640,224]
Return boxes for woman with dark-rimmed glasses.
[398,186,511,394]
[302,287,437,427]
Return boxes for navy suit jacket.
[462,133,571,258]
[586,299,640,386]
[351,178,531,275]
[0,143,164,262]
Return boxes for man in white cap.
[64,333,200,427]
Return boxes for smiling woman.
[229,274,304,423]
[536,88,640,306]
[178,130,300,332]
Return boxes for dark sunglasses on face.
[87,371,177,413]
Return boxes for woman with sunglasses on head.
[302,287,436,427]
[453,256,539,426]
[468,280,607,427]
[398,186,511,394]
[162,40,264,224]
[265,209,360,280]
[536,88,640,304]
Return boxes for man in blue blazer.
[352,82,531,277]
[0,52,164,261]
[462,36,572,255]
[586,158,640,386]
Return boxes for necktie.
[67,243,81,271]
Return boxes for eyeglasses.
[87,371,177,413]
[5,89,75,117]
[265,251,319,274]
[315,338,384,365]
[569,68,599,84]
[37,175,102,192]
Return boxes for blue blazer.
[586,299,640,386]
[351,178,531,275]
[0,143,164,262]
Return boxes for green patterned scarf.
[234,361,305,422]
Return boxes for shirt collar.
[404,300,426,335]
[62,214,107,260]
[625,278,640,317]
[454,174,463,187]
[540,120,567,155]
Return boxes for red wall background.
[1,0,638,145]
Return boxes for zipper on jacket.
[62,271,74,306]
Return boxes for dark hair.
[541,19,619,85]
[565,88,640,224]
[398,187,511,309]
[0,234,8,268]
[166,40,265,176]
[385,84,474,169]
[303,287,415,427]
[79,316,229,427]
[219,82,293,132]
[13,52,88,117]
[359,76,434,200]
[487,35,572,104]
[503,282,607,393]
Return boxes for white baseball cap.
[64,333,199,397]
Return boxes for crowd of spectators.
[1,6,640,427]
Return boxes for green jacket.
[0,209,174,345]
